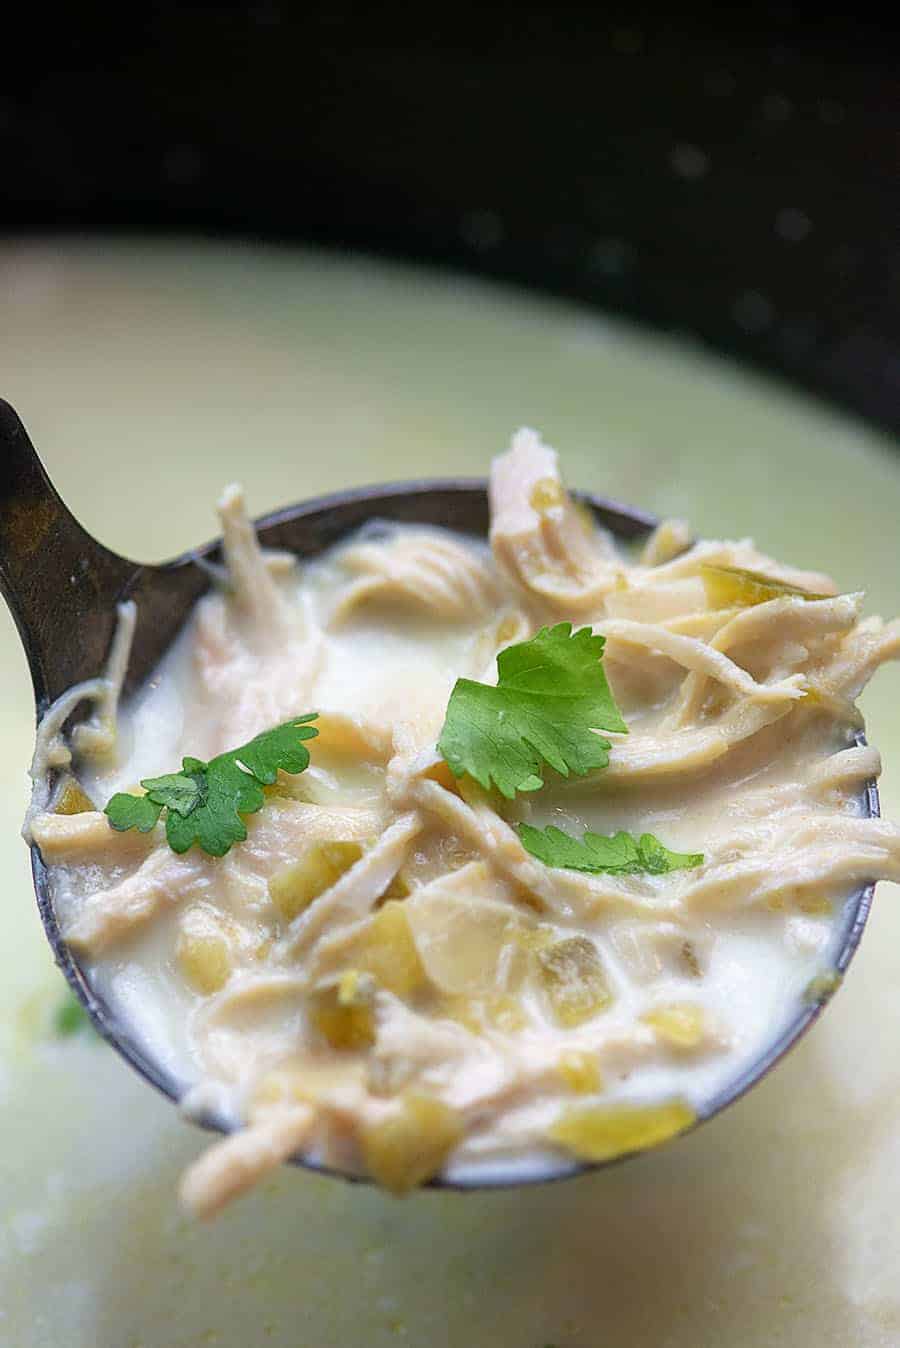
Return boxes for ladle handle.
[0,398,135,709]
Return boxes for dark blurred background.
[2,5,899,432]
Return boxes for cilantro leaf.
[105,792,163,833]
[139,772,202,817]
[518,823,703,875]
[104,715,318,858]
[162,755,261,857]
[232,714,320,781]
[438,623,626,799]
[637,833,703,874]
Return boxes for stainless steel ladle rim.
[31,477,879,1192]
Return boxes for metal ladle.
[0,396,878,1188]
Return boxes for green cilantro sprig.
[438,623,701,869]
[438,623,626,800]
[518,823,703,876]
[105,715,318,857]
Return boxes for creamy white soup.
[28,428,900,1216]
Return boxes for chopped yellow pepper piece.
[558,1050,602,1094]
[702,563,828,610]
[529,477,566,512]
[176,914,232,994]
[310,973,375,1051]
[642,1003,707,1050]
[537,936,612,1027]
[362,1092,463,1195]
[549,1100,695,1162]
[268,840,364,922]
[54,778,95,815]
[344,902,426,998]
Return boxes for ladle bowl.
[0,396,878,1189]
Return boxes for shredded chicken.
[190,487,323,754]
[30,808,157,863]
[64,847,216,954]
[639,519,691,567]
[24,600,136,838]
[180,1104,316,1220]
[330,527,500,625]
[275,812,423,960]
[489,427,621,614]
